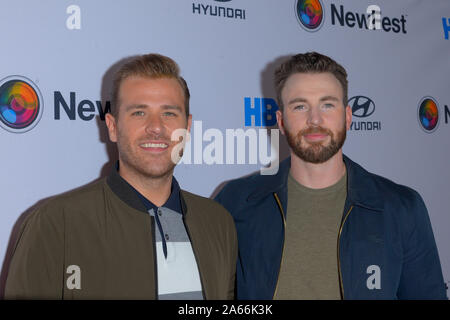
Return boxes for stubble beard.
[117,132,176,180]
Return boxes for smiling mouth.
[304,133,328,141]
[140,143,169,149]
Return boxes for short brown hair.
[274,52,348,111]
[111,53,190,117]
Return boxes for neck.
[290,151,346,189]
[118,162,173,207]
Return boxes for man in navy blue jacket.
[215,52,447,300]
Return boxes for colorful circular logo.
[0,76,43,133]
[417,96,439,133]
[296,0,324,32]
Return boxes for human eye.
[132,110,145,116]
[163,111,177,117]
[294,104,307,111]
[322,103,335,110]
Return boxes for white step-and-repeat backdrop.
[1,0,449,297]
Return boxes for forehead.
[282,72,343,101]
[118,76,185,105]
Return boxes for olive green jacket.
[5,170,237,300]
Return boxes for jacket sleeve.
[214,188,225,207]
[4,204,65,299]
[397,191,447,299]
[214,182,234,213]
[227,217,238,300]
[215,184,239,300]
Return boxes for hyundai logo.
[349,96,375,118]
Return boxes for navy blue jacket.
[215,155,447,299]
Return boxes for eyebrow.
[124,104,183,112]
[125,104,147,112]
[320,96,340,102]
[287,95,340,105]
[161,105,183,113]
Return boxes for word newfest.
[170,121,279,175]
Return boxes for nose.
[145,114,163,137]
[306,106,323,126]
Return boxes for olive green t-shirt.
[274,171,347,300]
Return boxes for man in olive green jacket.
[5,54,237,300]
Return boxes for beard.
[285,124,346,164]
[116,132,177,180]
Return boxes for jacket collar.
[107,166,188,215]
[247,157,291,201]
[248,155,384,211]
[343,155,383,211]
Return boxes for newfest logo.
[192,0,246,20]
[0,76,111,132]
[296,0,324,32]
[295,0,407,34]
[54,92,110,121]
[417,96,449,133]
[349,96,381,131]
[0,76,44,133]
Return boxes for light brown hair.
[111,53,190,117]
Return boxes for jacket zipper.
[150,215,159,299]
[337,205,353,300]
[272,192,286,299]
[183,216,207,300]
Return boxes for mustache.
[137,134,172,143]
[298,126,333,136]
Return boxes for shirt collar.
[133,176,182,214]
[109,161,182,214]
